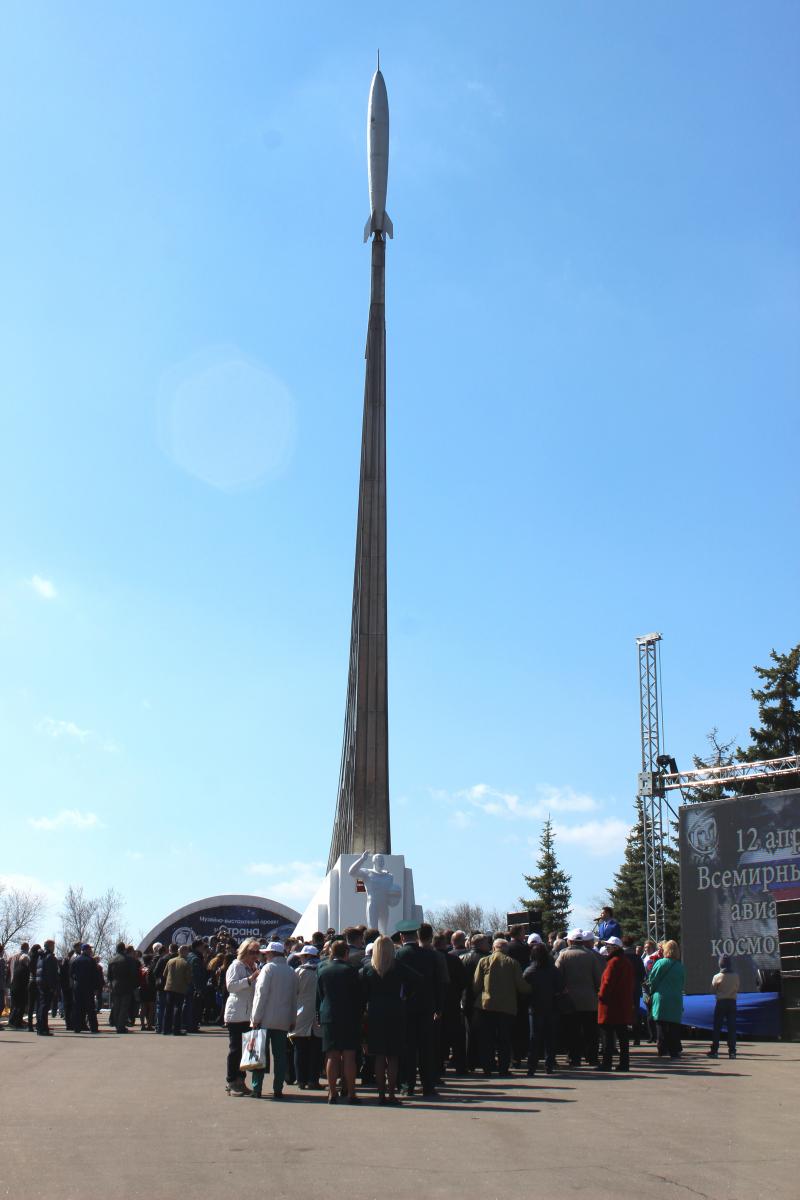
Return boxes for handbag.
[240,1028,268,1071]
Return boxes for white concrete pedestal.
[292,854,423,939]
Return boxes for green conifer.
[738,644,800,789]
[609,799,680,943]
[520,816,572,935]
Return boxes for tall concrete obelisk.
[328,65,393,871]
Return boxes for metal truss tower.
[636,632,666,942]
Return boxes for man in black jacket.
[434,934,467,1074]
[505,926,531,1064]
[108,942,138,1033]
[396,922,446,1097]
[35,940,59,1035]
[69,945,99,1033]
[460,933,492,1071]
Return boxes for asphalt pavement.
[1,1019,797,1200]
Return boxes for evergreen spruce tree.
[520,816,572,935]
[609,799,680,943]
[737,644,800,790]
[608,800,647,941]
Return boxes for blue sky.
[2,3,798,943]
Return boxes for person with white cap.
[250,942,298,1099]
[596,937,634,1071]
[554,929,603,1067]
[291,945,323,1089]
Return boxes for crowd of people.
[0,934,239,1036]
[0,904,741,1100]
[215,904,740,1102]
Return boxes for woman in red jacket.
[596,937,634,1072]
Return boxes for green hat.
[395,919,419,934]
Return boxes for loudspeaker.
[775,896,800,1041]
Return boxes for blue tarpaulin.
[641,992,781,1038]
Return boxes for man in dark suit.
[108,941,139,1033]
[69,945,99,1033]
[434,933,467,1074]
[35,940,59,1036]
[396,921,446,1097]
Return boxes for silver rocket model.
[363,61,393,242]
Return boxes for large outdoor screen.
[679,787,800,993]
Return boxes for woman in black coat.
[316,940,362,1104]
[360,935,421,1104]
[9,955,31,1029]
[523,942,563,1075]
[26,945,41,1031]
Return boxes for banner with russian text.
[678,787,800,993]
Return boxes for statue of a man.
[348,851,402,934]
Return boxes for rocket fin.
[364,216,372,243]
[383,212,393,239]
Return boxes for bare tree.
[59,886,125,960]
[91,890,125,960]
[424,901,506,934]
[0,883,47,949]
[59,885,93,951]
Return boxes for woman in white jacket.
[291,945,323,1089]
[224,939,262,1095]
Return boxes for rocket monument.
[294,60,423,937]
[327,59,392,870]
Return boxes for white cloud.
[245,860,325,904]
[29,810,103,832]
[550,818,631,857]
[39,717,92,742]
[38,717,119,753]
[30,575,57,600]
[534,785,600,815]
[0,872,62,905]
[125,851,144,862]
[438,782,600,822]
